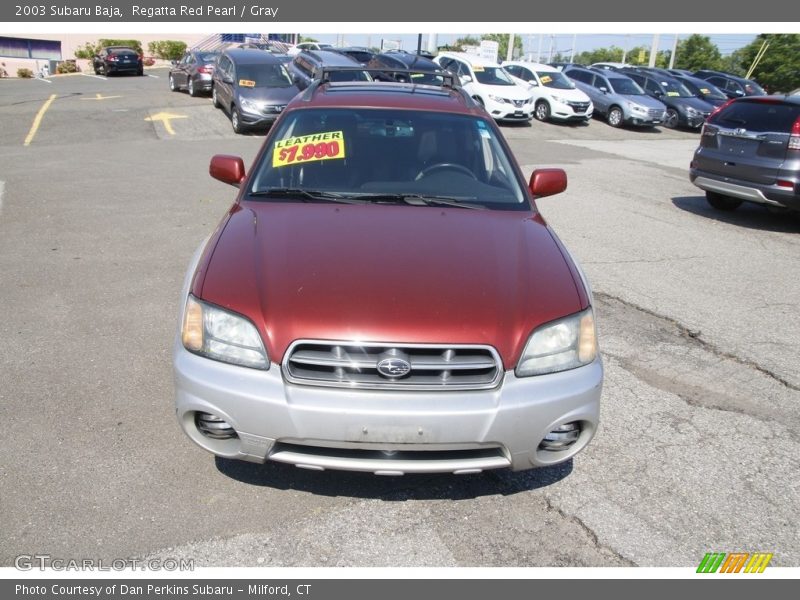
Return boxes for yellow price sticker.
[273,130,346,168]
[472,65,485,72]
[239,79,256,88]
[666,91,680,96]
[700,88,711,94]
[540,75,552,84]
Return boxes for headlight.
[515,308,597,377]
[685,106,701,117]
[182,296,269,369]
[239,97,264,113]
[630,104,647,113]
[550,94,569,104]
[488,94,509,104]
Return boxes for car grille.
[283,341,503,391]
[568,101,590,113]
[512,99,526,107]
[261,104,286,115]
[648,108,665,119]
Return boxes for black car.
[690,96,800,213]
[212,49,301,134]
[331,47,376,65]
[366,51,444,85]
[287,50,371,90]
[620,68,715,129]
[169,50,219,97]
[93,46,143,76]
[693,70,766,99]
[672,74,729,108]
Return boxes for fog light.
[195,412,237,440]
[539,422,581,451]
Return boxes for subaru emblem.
[377,358,412,378]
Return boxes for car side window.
[518,67,534,82]
[707,76,725,87]
[644,78,660,94]
[569,70,590,85]
[505,65,520,78]
[727,80,744,94]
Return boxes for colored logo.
[697,552,773,573]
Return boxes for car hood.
[476,82,534,100]
[238,85,300,104]
[542,86,590,102]
[622,94,666,110]
[195,203,585,368]
[661,95,714,112]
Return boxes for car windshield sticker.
[700,88,711,94]
[666,91,680,96]
[472,65,484,72]
[540,75,552,84]
[273,130,346,168]
[239,79,256,88]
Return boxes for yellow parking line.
[24,93,57,146]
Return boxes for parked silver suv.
[565,66,666,127]
[690,96,800,213]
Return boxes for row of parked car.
[164,44,798,217]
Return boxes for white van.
[434,52,534,122]
[503,61,593,123]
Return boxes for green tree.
[574,46,624,65]
[148,40,187,61]
[738,34,800,93]
[452,35,481,50]
[299,36,318,43]
[481,33,523,60]
[674,35,722,72]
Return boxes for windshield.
[658,79,693,98]
[474,66,515,86]
[536,71,573,89]
[197,52,218,64]
[247,108,526,210]
[680,78,727,100]
[745,80,766,95]
[236,64,293,88]
[608,78,645,95]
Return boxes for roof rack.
[315,66,460,89]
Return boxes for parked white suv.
[434,52,534,122]
[503,62,593,123]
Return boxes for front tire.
[534,100,550,122]
[212,86,221,108]
[706,191,742,211]
[663,108,679,129]
[169,74,177,91]
[231,106,245,134]
[607,106,623,128]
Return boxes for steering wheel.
[414,163,477,181]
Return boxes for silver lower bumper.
[173,341,602,474]
[692,175,785,207]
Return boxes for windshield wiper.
[350,193,486,209]
[248,188,366,204]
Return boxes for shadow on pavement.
[215,456,572,500]
[672,195,800,233]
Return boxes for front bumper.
[683,112,709,129]
[173,342,602,474]
[690,170,800,211]
[550,100,593,122]
[484,97,534,121]
[626,109,663,126]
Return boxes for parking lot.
[1,69,798,567]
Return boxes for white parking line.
[0,181,4,217]
[35,77,52,84]
[81,73,107,81]
[146,74,160,79]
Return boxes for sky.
[307,33,757,59]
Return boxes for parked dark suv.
[287,50,371,90]
[212,48,301,134]
[693,70,766,99]
[690,96,800,213]
[620,68,714,129]
[366,51,444,85]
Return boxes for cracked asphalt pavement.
[1,73,798,568]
